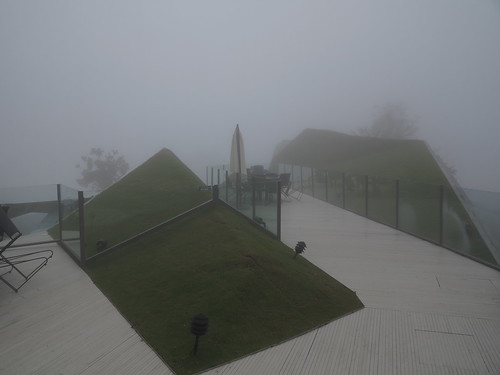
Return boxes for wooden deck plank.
[0,242,172,375]
[203,195,500,374]
[1,194,499,374]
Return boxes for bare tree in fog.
[76,148,130,191]
[356,103,418,139]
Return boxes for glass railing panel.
[278,163,286,173]
[344,173,366,215]
[84,181,212,258]
[221,173,245,208]
[462,188,500,264]
[0,184,58,244]
[443,187,498,265]
[326,171,343,207]
[217,177,279,237]
[252,181,279,236]
[207,164,229,185]
[271,163,499,268]
[239,180,254,212]
[301,167,313,197]
[219,179,280,235]
[59,185,81,259]
[398,180,440,242]
[367,176,397,227]
[278,163,291,176]
[219,172,232,205]
[219,181,230,205]
[216,166,229,186]
[291,165,303,192]
[214,167,229,200]
[313,169,328,202]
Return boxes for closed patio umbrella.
[229,124,246,180]
[229,124,246,207]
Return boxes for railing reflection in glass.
[215,170,281,239]
[278,163,499,268]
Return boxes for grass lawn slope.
[85,202,364,375]
[82,148,211,257]
[271,129,447,184]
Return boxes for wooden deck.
[1,195,499,374]
[201,195,500,374]
[0,236,173,375]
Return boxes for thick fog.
[1,1,499,192]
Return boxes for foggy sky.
[1,1,500,192]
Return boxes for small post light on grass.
[96,239,108,252]
[190,313,209,355]
[294,241,307,258]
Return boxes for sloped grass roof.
[85,203,364,375]
[272,129,448,184]
[83,148,211,257]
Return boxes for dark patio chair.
[279,173,302,201]
[279,173,292,200]
[0,206,53,292]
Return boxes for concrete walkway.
[202,195,500,374]
[1,195,499,374]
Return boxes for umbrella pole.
[236,125,242,208]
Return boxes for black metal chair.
[0,206,53,292]
[279,173,302,201]
[279,173,292,200]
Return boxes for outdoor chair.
[289,186,303,200]
[279,173,292,200]
[279,173,302,201]
[0,206,53,292]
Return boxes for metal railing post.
[395,179,400,229]
[365,175,369,217]
[236,172,241,209]
[225,170,229,202]
[439,184,444,244]
[212,185,219,201]
[342,172,346,209]
[57,184,63,241]
[78,191,86,263]
[252,180,256,220]
[277,180,281,241]
[311,168,315,197]
[325,170,329,202]
[300,166,304,193]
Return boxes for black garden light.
[190,313,209,355]
[294,241,307,258]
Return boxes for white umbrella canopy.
[229,124,247,180]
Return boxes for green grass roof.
[271,129,448,185]
[86,202,363,375]
[82,148,364,374]
[83,148,211,257]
